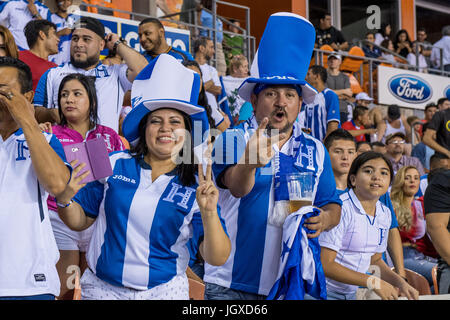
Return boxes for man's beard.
[145,37,162,55]
[71,54,100,69]
[265,110,294,137]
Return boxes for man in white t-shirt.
[34,16,148,133]
[194,37,224,119]
[0,57,71,300]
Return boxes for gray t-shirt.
[326,72,351,112]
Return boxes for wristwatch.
[112,37,126,54]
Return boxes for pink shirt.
[48,124,124,212]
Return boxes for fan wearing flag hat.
[55,54,230,300]
[204,12,342,300]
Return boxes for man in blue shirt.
[138,17,193,63]
[204,12,342,300]
[299,65,340,141]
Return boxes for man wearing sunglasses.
[386,132,425,176]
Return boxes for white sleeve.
[0,3,10,26]
[319,206,348,252]
[211,67,221,86]
[209,103,225,127]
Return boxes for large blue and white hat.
[123,54,209,150]
[238,12,318,104]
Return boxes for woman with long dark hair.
[40,73,124,299]
[54,54,230,299]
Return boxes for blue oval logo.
[388,75,432,104]
[444,85,450,100]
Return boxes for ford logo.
[388,75,432,104]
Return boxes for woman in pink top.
[40,73,124,299]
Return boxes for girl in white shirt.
[319,151,419,300]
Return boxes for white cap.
[328,53,341,61]
[355,92,374,101]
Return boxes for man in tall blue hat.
[204,12,342,300]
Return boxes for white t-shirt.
[319,189,391,295]
[0,128,68,297]
[199,63,221,112]
[34,62,132,133]
[0,0,51,50]
[407,53,428,72]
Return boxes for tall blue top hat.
[238,12,318,104]
[123,54,209,151]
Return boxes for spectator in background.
[299,65,340,141]
[390,166,438,286]
[375,23,392,46]
[48,0,77,66]
[198,0,227,76]
[194,36,229,129]
[406,115,422,145]
[221,54,249,124]
[38,73,124,300]
[182,59,229,132]
[430,25,450,72]
[314,12,348,51]
[0,0,51,50]
[437,97,450,111]
[407,43,428,73]
[416,27,433,67]
[382,104,411,144]
[19,20,59,91]
[424,168,450,294]
[394,29,413,59]
[422,102,438,124]
[362,31,382,60]
[0,25,19,58]
[354,92,373,108]
[326,53,353,123]
[0,57,71,300]
[423,104,450,159]
[372,141,386,154]
[380,39,398,66]
[356,140,372,155]
[138,17,193,64]
[415,153,450,198]
[411,123,434,171]
[342,106,376,142]
[385,132,425,176]
[34,16,148,133]
[222,19,244,70]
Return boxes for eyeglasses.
[389,140,405,145]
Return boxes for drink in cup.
[286,172,313,213]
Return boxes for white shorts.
[80,268,189,300]
[49,210,95,252]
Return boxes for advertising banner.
[378,65,450,110]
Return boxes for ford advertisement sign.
[388,74,432,104]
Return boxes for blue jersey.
[74,151,226,290]
[48,13,76,65]
[337,188,398,229]
[206,116,342,295]
[298,88,340,141]
[143,47,194,64]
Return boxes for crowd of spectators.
[0,1,449,301]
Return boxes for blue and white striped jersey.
[298,88,340,141]
[0,129,69,297]
[48,13,76,65]
[74,151,226,290]
[0,0,51,50]
[206,116,342,295]
[34,62,131,133]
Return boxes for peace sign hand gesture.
[196,161,219,215]
[239,117,286,168]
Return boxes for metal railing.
[313,45,450,99]
[77,0,256,71]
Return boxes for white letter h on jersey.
[163,183,195,209]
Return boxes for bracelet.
[56,199,73,208]
[112,38,125,54]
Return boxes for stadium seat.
[85,0,120,17]
[188,278,205,300]
[340,46,365,73]
[310,45,334,67]
[404,268,431,296]
[432,265,439,295]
